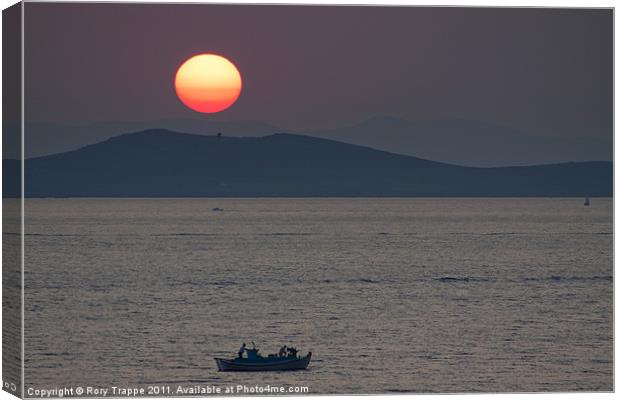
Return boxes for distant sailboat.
[584,196,590,206]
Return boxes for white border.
[20,2,25,398]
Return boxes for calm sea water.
[20,198,612,393]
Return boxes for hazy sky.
[25,3,612,139]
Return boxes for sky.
[24,3,612,140]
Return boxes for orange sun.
[174,54,242,113]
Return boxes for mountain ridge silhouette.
[9,116,612,167]
[4,129,611,197]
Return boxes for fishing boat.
[215,346,311,372]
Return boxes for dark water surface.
[22,198,612,393]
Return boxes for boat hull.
[215,355,311,372]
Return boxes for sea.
[14,198,613,394]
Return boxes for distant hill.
[11,116,612,167]
[5,130,611,197]
[5,119,278,159]
[310,116,612,167]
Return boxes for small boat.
[584,197,590,206]
[215,346,311,372]
[212,207,224,212]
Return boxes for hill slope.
[10,130,612,197]
[10,117,612,168]
[4,119,278,159]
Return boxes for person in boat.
[287,347,298,357]
[278,345,287,357]
[238,343,246,359]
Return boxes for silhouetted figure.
[287,347,298,357]
[217,132,222,138]
[278,345,287,357]
[238,343,246,359]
